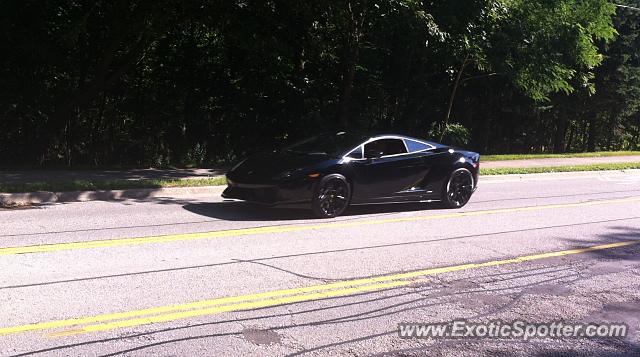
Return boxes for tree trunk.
[553,116,568,153]
[477,81,494,153]
[338,46,358,129]
[566,121,575,152]
[441,54,470,142]
[587,118,597,152]
[581,120,589,152]
[337,2,363,129]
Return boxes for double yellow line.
[0,240,637,337]
[2,196,640,256]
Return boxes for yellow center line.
[50,280,413,337]
[1,196,639,256]
[0,240,636,337]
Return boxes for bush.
[428,123,471,146]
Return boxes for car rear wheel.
[312,174,351,218]
[442,168,474,208]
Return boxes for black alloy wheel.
[442,168,474,208]
[312,174,351,218]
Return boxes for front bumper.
[222,184,280,205]
[222,176,315,205]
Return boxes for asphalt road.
[1,171,640,356]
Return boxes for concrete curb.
[0,185,226,207]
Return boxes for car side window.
[364,139,407,158]
[405,139,431,153]
[345,145,363,159]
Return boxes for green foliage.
[0,0,636,167]
[488,0,617,101]
[428,123,471,147]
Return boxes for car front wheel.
[442,168,474,208]
[311,174,351,218]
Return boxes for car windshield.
[284,132,367,157]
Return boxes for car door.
[349,138,426,201]
[401,139,440,197]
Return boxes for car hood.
[229,151,331,182]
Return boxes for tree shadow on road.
[562,226,640,262]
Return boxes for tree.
[0,0,635,167]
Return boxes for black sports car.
[223,131,480,218]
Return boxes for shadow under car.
[182,200,441,221]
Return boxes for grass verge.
[0,177,227,194]
[482,151,640,161]
[480,162,640,175]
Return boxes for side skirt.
[350,199,442,206]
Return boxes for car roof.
[355,132,445,148]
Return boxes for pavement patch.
[525,283,574,297]
[242,328,282,346]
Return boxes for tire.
[311,174,351,218]
[441,167,474,209]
